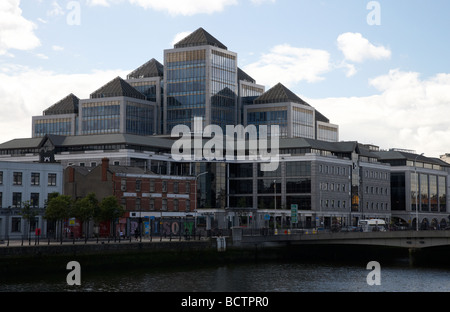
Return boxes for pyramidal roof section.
[238,68,256,84]
[127,58,164,79]
[44,93,79,116]
[254,83,309,106]
[174,27,227,50]
[90,76,146,100]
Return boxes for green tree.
[44,194,73,241]
[73,193,99,239]
[98,196,125,237]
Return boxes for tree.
[98,196,125,237]
[73,193,99,239]
[44,194,73,240]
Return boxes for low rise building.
[0,161,63,239]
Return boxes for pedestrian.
[134,228,139,241]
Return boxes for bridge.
[231,229,450,249]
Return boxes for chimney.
[102,158,109,182]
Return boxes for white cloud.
[250,0,276,5]
[310,69,450,157]
[0,0,41,55]
[87,0,238,15]
[0,66,129,143]
[337,32,391,63]
[52,45,64,51]
[243,44,331,88]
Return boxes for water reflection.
[2,260,450,292]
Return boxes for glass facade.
[166,49,207,133]
[210,50,237,131]
[411,173,447,212]
[317,123,339,142]
[34,117,74,137]
[247,108,288,137]
[292,106,314,139]
[126,101,154,136]
[81,101,121,135]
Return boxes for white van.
[358,219,387,232]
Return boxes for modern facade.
[375,150,450,229]
[32,93,79,137]
[244,83,339,141]
[0,161,63,239]
[5,27,449,233]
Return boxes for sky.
[1,0,450,158]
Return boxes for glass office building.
[79,77,156,136]
[32,94,79,137]
[244,83,338,140]
[164,28,239,133]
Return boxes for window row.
[120,179,191,194]
[0,172,57,186]
[319,164,348,176]
[364,185,389,196]
[0,192,43,208]
[121,197,191,212]
[364,170,390,180]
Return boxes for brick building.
[64,158,196,237]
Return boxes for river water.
[2,258,450,292]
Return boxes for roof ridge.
[43,93,79,116]
[174,27,227,50]
[254,82,308,105]
[127,58,164,79]
[90,76,146,100]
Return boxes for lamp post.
[414,153,424,231]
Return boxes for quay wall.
[0,237,413,278]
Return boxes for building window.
[48,173,57,186]
[136,180,141,192]
[91,162,97,167]
[149,199,155,211]
[121,197,126,208]
[11,217,22,233]
[12,192,22,207]
[136,198,141,210]
[185,182,190,194]
[121,179,127,191]
[162,181,167,193]
[186,200,190,212]
[31,173,40,186]
[174,199,179,211]
[174,182,179,194]
[162,198,167,211]
[13,172,22,185]
[0,171,3,184]
[31,193,40,207]
[0,192,2,208]
[150,180,155,192]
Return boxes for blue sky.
[1,0,450,157]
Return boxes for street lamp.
[414,153,424,231]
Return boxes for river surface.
[2,258,450,292]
